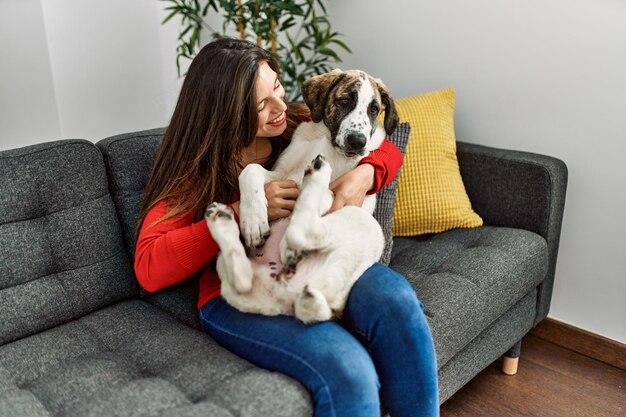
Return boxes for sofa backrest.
[96,128,164,258]
[97,129,201,329]
[0,140,138,345]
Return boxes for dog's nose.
[345,133,367,153]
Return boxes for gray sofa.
[0,126,567,416]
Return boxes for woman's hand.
[328,164,375,213]
[265,180,300,221]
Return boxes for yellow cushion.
[392,88,483,236]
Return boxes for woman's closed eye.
[258,81,284,112]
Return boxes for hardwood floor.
[440,334,626,417]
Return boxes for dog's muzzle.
[344,132,367,156]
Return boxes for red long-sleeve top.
[134,138,403,310]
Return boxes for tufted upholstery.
[390,226,548,367]
[97,128,165,259]
[0,300,311,417]
[456,142,568,325]
[0,140,137,345]
[1,128,567,413]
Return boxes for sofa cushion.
[0,140,137,346]
[390,226,548,367]
[0,299,311,417]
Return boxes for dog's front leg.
[281,155,333,269]
[239,164,283,248]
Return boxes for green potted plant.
[160,0,351,100]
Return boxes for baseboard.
[531,318,626,371]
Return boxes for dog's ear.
[373,78,399,136]
[302,70,344,123]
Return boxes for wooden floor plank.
[440,334,626,417]
[531,318,626,370]
[523,334,625,394]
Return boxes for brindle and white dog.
[205,69,399,323]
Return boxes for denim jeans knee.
[200,296,382,417]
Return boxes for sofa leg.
[502,356,519,375]
[502,340,522,376]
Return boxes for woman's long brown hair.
[134,38,311,239]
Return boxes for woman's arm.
[359,138,404,194]
[328,138,403,212]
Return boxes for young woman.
[134,38,439,417]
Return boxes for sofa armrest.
[456,141,568,324]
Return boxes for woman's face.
[255,61,288,138]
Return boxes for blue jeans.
[199,263,439,417]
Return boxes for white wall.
[326,0,625,342]
[0,0,182,150]
[0,0,623,342]
[0,0,61,146]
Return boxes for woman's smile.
[268,111,286,126]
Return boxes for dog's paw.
[295,286,332,324]
[279,236,312,270]
[303,154,331,185]
[205,203,238,235]
[280,246,304,271]
[239,198,271,248]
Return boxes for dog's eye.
[338,97,350,106]
[369,105,380,115]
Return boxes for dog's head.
[302,69,399,157]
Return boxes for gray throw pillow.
[372,122,411,265]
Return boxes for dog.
[204,69,399,323]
